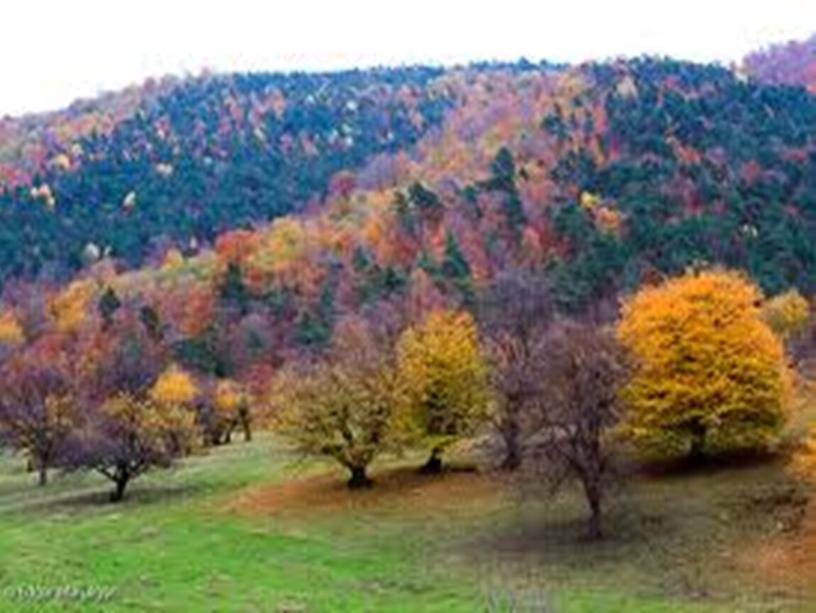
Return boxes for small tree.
[618,269,791,459]
[239,363,277,437]
[0,343,79,486]
[65,393,196,501]
[200,379,249,445]
[224,379,253,442]
[483,147,526,235]
[149,365,199,455]
[526,320,627,539]
[397,309,490,473]
[276,317,404,488]
[62,308,195,501]
[478,271,554,470]
[761,289,810,347]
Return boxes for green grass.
[0,434,812,612]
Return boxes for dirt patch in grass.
[748,488,816,598]
[745,380,816,596]
[230,465,500,517]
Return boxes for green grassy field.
[0,433,813,612]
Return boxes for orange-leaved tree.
[148,364,199,454]
[150,364,198,406]
[618,269,791,459]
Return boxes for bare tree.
[526,320,627,539]
[0,344,79,486]
[478,270,554,470]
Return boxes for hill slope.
[3,51,816,327]
[0,67,458,278]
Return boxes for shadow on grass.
[0,479,211,517]
[636,449,785,479]
[475,495,661,556]
[466,494,745,604]
[458,456,812,607]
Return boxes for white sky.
[1,0,815,117]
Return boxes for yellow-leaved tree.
[204,379,252,444]
[618,269,791,459]
[761,289,810,344]
[275,316,405,488]
[49,279,96,334]
[396,309,490,473]
[0,310,24,345]
[150,365,198,407]
[148,365,199,454]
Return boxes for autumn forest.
[1,30,816,612]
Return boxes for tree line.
[0,266,809,538]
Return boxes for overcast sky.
[1,0,815,117]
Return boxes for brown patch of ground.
[750,494,816,596]
[743,378,816,597]
[230,465,500,517]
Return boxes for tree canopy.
[618,269,791,458]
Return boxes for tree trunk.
[500,420,522,471]
[583,480,603,540]
[110,473,130,502]
[500,447,521,471]
[498,413,521,472]
[241,411,252,442]
[110,478,128,502]
[347,465,373,489]
[37,464,48,487]
[688,421,707,465]
[587,496,603,540]
[419,446,444,474]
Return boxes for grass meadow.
[1,425,814,612]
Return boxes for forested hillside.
[3,53,816,328]
[0,67,456,278]
[2,35,816,612]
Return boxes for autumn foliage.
[0,310,24,346]
[275,317,405,487]
[618,269,791,459]
[761,289,811,344]
[150,365,199,407]
[1,53,816,529]
[64,393,197,501]
[396,309,490,472]
[0,344,79,486]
